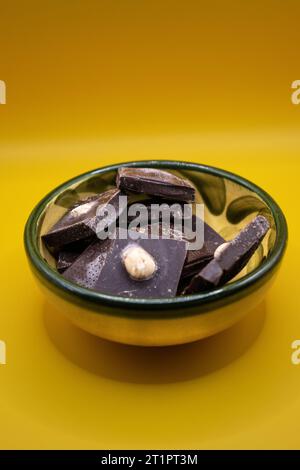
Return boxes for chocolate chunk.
[128,214,224,279]
[57,250,81,273]
[63,238,113,289]
[56,237,95,273]
[94,229,187,298]
[116,167,195,202]
[182,251,216,279]
[134,216,225,278]
[183,215,270,294]
[42,188,124,253]
[182,217,225,278]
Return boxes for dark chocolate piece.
[177,275,193,296]
[42,188,124,253]
[182,215,270,294]
[128,215,224,279]
[182,217,225,278]
[182,251,216,279]
[56,237,95,273]
[63,238,113,289]
[116,167,195,202]
[134,216,225,278]
[94,230,187,298]
[57,250,81,273]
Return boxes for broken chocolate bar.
[63,238,113,289]
[41,165,273,301]
[116,167,195,202]
[128,215,224,279]
[134,216,224,277]
[182,217,225,278]
[42,188,124,253]
[183,215,270,294]
[94,229,187,298]
[56,237,95,273]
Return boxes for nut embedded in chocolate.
[122,244,157,281]
[94,229,187,298]
[213,242,230,259]
[116,167,196,202]
[126,215,225,279]
[183,215,270,294]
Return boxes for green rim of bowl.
[24,160,288,315]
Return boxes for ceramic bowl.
[24,160,287,346]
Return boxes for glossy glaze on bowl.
[24,161,287,345]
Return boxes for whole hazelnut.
[122,244,157,281]
[214,242,230,259]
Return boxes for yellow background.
[1,1,300,449]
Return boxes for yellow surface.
[0,1,299,449]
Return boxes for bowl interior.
[37,162,276,289]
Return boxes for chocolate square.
[183,215,270,294]
[94,230,187,298]
[63,238,113,289]
[116,167,195,202]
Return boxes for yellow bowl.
[24,160,287,346]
